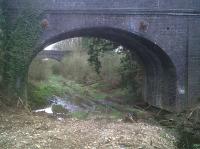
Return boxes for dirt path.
[0,110,177,149]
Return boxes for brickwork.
[7,0,200,11]
[188,18,200,106]
[7,0,200,111]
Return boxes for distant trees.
[83,37,144,101]
[83,38,119,74]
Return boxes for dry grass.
[0,110,178,149]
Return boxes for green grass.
[52,105,69,114]
[109,108,123,119]
[28,74,147,122]
[28,76,143,123]
[28,75,113,109]
[95,105,123,119]
[70,111,89,119]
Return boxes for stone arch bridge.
[7,0,200,111]
[37,50,71,61]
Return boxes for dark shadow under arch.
[32,27,177,111]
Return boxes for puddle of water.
[34,95,85,115]
[49,95,83,112]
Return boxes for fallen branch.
[17,97,24,108]
[156,109,162,116]
[17,97,31,113]
[187,105,200,120]
[144,105,151,110]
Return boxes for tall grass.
[58,52,100,84]
[52,50,123,87]
[28,57,59,82]
[99,52,122,88]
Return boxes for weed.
[70,111,89,119]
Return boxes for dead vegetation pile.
[0,110,177,149]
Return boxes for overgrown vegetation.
[28,38,145,109]
[83,38,119,74]
[0,0,6,84]
[29,58,59,81]
[119,53,144,103]
[28,75,128,109]
[83,37,144,102]
[0,0,41,98]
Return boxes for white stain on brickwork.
[178,87,185,94]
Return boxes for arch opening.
[32,27,177,111]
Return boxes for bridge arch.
[32,27,177,111]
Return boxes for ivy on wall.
[1,0,42,97]
[0,0,6,80]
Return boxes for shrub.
[60,52,100,84]
[29,58,50,81]
[29,58,59,82]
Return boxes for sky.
[44,44,55,51]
